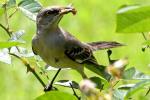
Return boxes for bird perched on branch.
[32,5,123,81]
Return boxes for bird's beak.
[59,6,77,15]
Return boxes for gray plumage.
[32,6,123,80]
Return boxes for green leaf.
[6,0,16,8]
[10,47,34,57]
[85,64,111,81]
[113,89,127,100]
[89,77,103,89]
[54,80,79,89]
[0,8,4,16]
[45,65,70,71]
[125,80,150,98]
[35,91,77,100]
[122,67,150,80]
[18,0,42,21]
[0,0,7,4]
[0,41,24,48]
[0,48,11,64]
[142,40,150,46]
[118,84,135,90]
[116,5,150,33]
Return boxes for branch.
[9,53,46,88]
[145,87,150,96]
[0,23,11,37]
[69,83,81,100]
[1,3,46,90]
[141,32,147,40]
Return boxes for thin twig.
[0,23,11,36]
[141,32,150,49]
[44,68,61,92]
[145,87,150,96]
[112,80,120,88]
[1,3,46,90]
[9,53,46,88]
[69,83,80,100]
[142,32,147,40]
[37,62,50,80]
[9,8,18,18]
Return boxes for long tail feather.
[88,41,124,51]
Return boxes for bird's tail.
[85,62,111,81]
[88,41,124,51]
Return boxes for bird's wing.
[64,42,110,80]
[63,31,110,81]
[63,31,97,64]
[65,45,98,64]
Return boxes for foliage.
[35,91,77,100]
[116,5,150,33]
[0,0,150,100]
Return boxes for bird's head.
[36,5,76,30]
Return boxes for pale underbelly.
[35,37,82,69]
[40,51,82,69]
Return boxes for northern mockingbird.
[32,5,123,81]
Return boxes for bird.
[32,5,123,81]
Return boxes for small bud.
[113,57,128,69]
[108,58,128,79]
[79,79,96,95]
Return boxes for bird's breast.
[33,34,77,68]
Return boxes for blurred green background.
[0,0,150,99]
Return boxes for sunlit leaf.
[113,89,127,100]
[45,65,70,71]
[10,47,34,57]
[35,91,77,100]
[0,8,4,16]
[0,48,11,64]
[116,5,150,33]
[122,67,150,80]
[55,80,79,89]
[125,80,150,98]
[10,30,25,40]
[18,0,42,21]
[0,0,7,4]
[118,84,135,90]
[0,41,24,48]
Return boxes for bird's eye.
[45,10,59,16]
[45,11,52,15]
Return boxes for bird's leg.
[44,68,61,92]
